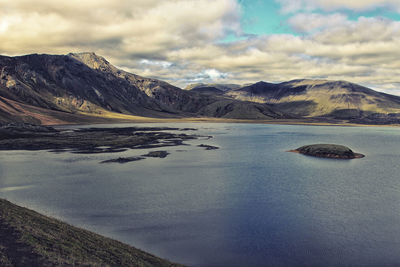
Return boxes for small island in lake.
[100,157,145,164]
[197,144,219,150]
[289,144,365,159]
[142,151,170,158]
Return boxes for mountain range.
[1,52,400,125]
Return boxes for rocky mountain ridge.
[1,52,400,125]
[0,53,284,124]
[188,79,400,123]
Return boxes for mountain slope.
[68,52,201,113]
[0,53,286,124]
[5,52,397,124]
[226,79,400,118]
[189,86,225,95]
[0,53,170,117]
[196,99,285,119]
[0,198,183,266]
[69,53,284,118]
[0,95,153,125]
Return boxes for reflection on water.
[0,185,34,192]
[1,123,400,266]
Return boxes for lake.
[1,123,400,267]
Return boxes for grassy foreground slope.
[0,198,183,267]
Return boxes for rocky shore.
[0,123,198,154]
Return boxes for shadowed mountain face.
[68,53,212,114]
[226,80,400,118]
[185,83,241,92]
[0,53,284,124]
[0,53,166,117]
[189,86,225,95]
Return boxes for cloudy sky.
[1,0,400,93]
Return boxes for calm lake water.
[1,123,400,266]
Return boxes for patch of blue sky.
[221,0,400,43]
[220,0,294,43]
[239,0,293,35]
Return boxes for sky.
[1,0,400,94]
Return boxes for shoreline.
[49,116,400,128]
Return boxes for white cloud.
[140,59,173,69]
[288,13,348,33]
[0,20,9,33]
[314,17,400,43]
[203,69,228,80]
[0,0,241,57]
[276,0,400,13]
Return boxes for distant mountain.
[190,86,225,95]
[0,53,284,124]
[185,83,241,92]
[226,79,400,119]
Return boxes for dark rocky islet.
[142,151,170,158]
[197,144,219,150]
[103,151,170,163]
[290,144,365,159]
[100,157,145,164]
